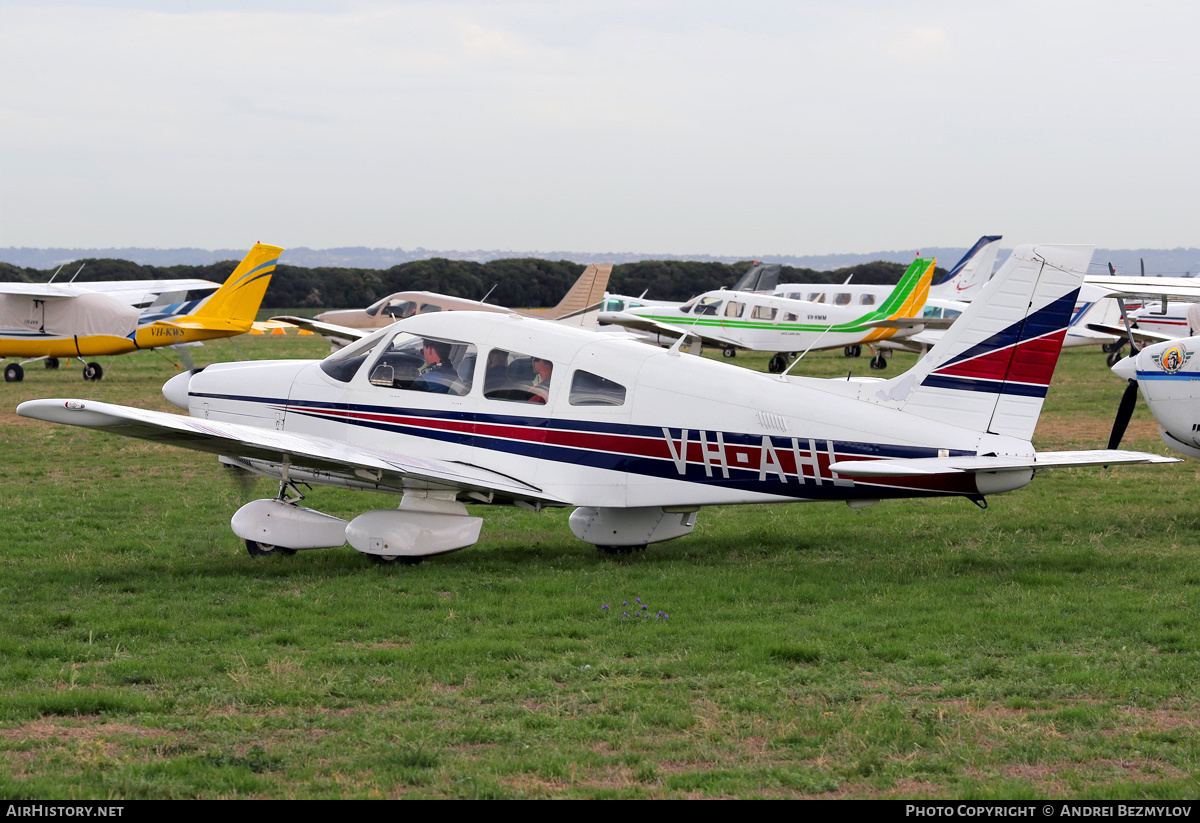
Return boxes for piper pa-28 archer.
[0,243,282,382]
[17,243,1176,564]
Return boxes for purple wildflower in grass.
[601,604,609,610]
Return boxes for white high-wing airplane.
[17,244,1176,564]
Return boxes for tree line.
[0,256,945,309]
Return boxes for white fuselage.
[181,312,1023,509]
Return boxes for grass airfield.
[1,329,1199,799]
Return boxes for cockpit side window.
[483,348,553,405]
[366,331,475,396]
[752,305,777,320]
[569,370,627,406]
[694,296,722,316]
[724,301,744,318]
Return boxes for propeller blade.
[1108,378,1140,450]
[1116,296,1139,356]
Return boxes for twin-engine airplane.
[0,244,282,382]
[17,244,1176,564]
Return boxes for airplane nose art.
[162,369,199,410]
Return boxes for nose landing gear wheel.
[869,353,887,370]
[82,362,103,381]
[722,347,736,358]
[4,363,23,383]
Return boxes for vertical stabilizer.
[928,235,1002,302]
[866,244,1093,440]
[545,264,613,318]
[191,243,283,327]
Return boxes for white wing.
[16,398,561,504]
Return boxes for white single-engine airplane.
[17,244,1176,564]
[0,244,282,382]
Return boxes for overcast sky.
[2,0,1197,257]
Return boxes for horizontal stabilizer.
[828,449,1177,477]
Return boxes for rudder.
[192,243,284,327]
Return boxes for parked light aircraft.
[0,244,282,382]
[804,236,1001,358]
[1110,335,1200,458]
[299,263,611,335]
[604,256,936,372]
[17,243,1175,565]
[275,264,613,351]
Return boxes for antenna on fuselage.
[480,284,497,304]
[67,264,85,283]
[46,264,66,284]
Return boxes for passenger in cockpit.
[530,356,552,404]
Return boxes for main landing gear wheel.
[844,345,862,358]
[768,353,789,373]
[44,358,59,370]
[597,545,646,555]
[869,353,887,370]
[369,554,423,566]
[244,539,297,557]
[4,363,23,383]
[82,362,103,381]
[1102,341,1123,354]
[722,346,737,358]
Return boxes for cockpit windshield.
[318,327,392,382]
[364,297,415,318]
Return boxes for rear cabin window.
[569,370,627,406]
[752,305,777,321]
[483,348,554,405]
[807,293,825,302]
[366,331,476,396]
[860,295,876,305]
[834,293,851,305]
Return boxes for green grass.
[0,331,1198,798]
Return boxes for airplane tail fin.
[869,244,1092,440]
[859,256,935,342]
[190,243,283,327]
[928,235,1002,302]
[546,264,613,318]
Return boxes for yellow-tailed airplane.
[0,243,282,382]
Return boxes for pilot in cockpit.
[410,338,455,393]
[530,356,553,404]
